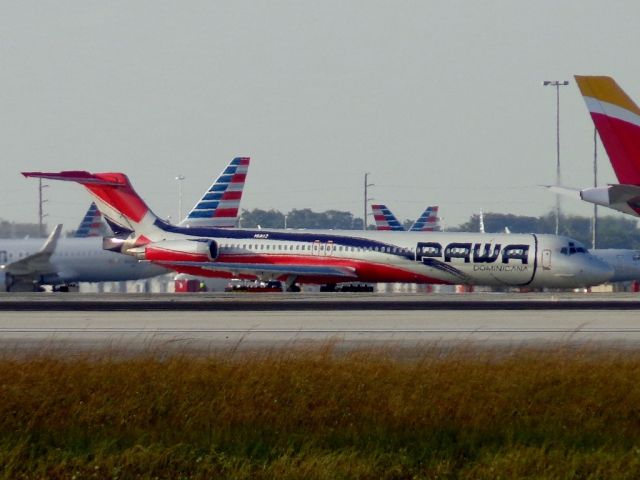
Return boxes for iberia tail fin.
[575,75,640,185]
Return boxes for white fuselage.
[0,237,167,285]
[136,224,614,289]
[591,249,640,283]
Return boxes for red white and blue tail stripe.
[410,206,440,232]
[180,157,250,227]
[371,204,404,231]
[74,202,104,237]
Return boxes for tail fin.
[410,206,440,232]
[74,202,105,238]
[371,204,405,231]
[575,75,640,184]
[180,157,249,227]
[22,171,164,242]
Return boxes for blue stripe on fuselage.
[153,219,415,260]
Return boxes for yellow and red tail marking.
[575,75,640,184]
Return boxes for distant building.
[0,220,44,238]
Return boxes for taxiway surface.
[0,292,639,353]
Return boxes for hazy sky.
[2,1,640,230]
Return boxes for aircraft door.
[312,241,320,256]
[542,249,552,270]
[0,251,6,265]
[324,241,334,256]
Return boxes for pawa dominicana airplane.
[22,168,613,290]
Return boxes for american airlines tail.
[575,75,640,185]
[410,206,440,232]
[180,157,249,227]
[74,202,104,238]
[22,171,165,244]
[371,204,404,231]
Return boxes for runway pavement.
[1,291,640,311]
[0,292,639,353]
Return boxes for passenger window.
[560,247,567,255]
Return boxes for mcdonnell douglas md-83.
[22,169,613,290]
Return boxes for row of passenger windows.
[0,250,103,260]
[219,243,412,254]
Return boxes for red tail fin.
[22,171,161,238]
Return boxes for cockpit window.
[561,242,586,255]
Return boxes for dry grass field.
[1,345,640,479]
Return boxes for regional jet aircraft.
[0,226,166,291]
[23,170,613,290]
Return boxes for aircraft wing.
[3,224,63,276]
[154,261,358,279]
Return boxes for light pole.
[363,173,374,231]
[175,175,186,221]
[543,79,569,235]
[38,178,48,237]
[592,127,598,249]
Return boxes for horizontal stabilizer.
[545,185,583,200]
[22,171,124,186]
[546,184,640,217]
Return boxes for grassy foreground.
[2,347,640,479]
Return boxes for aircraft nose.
[585,257,614,286]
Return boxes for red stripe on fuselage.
[155,253,446,285]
